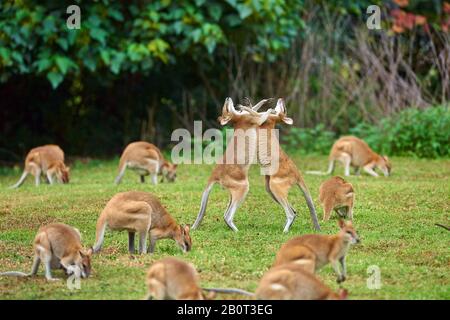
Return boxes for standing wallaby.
[239,99,321,232]
[255,262,348,300]
[306,136,391,177]
[114,141,177,185]
[0,223,92,281]
[93,191,191,254]
[192,97,274,232]
[145,257,253,300]
[273,220,360,283]
[11,144,70,188]
[319,176,355,221]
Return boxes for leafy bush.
[284,106,450,159]
[350,106,450,158]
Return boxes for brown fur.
[273,220,359,283]
[11,145,70,188]
[239,99,320,232]
[115,141,177,184]
[308,136,391,177]
[1,223,92,280]
[319,176,355,221]
[145,257,207,300]
[93,191,191,254]
[192,97,274,232]
[255,262,348,300]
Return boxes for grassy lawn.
[0,155,449,300]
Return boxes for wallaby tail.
[297,179,321,231]
[306,160,334,176]
[114,158,127,184]
[10,171,29,189]
[191,181,216,230]
[202,287,255,297]
[435,223,450,231]
[0,271,30,277]
[92,213,107,253]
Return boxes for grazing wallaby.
[192,97,274,232]
[306,136,392,177]
[145,257,253,300]
[114,141,177,185]
[319,176,355,221]
[255,262,348,300]
[93,191,191,254]
[239,99,321,232]
[11,144,70,188]
[0,223,92,281]
[273,220,360,283]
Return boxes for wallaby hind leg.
[267,179,296,233]
[138,232,148,254]
[223,182,249,232]
[128,232,136,254]
[338,153,351,176]
[30,254,41,276]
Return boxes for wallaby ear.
[86,247,93,256]
[184,224,191,233]
[339,288,349,300]
[205,291,216,300]
[282,116,293,125]
[338,219,345,229]
[383,155,389,161]
[66,166,71,172]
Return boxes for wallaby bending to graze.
[239,98,321,232]
[192,97,274,232]
[0,223,92,281]
[319,176,355,221]
[145,257,253,300]
[273,220,359,283]
[114,141,177,185]
[93,191,191,254]
[11,144,70,188]
[255,262,348,300]
[306,136,391,177]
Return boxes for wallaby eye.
[346,231,353,235]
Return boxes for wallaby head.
[78,248,93,278]
[218,97,271,127]
[173,224,192,253]
[52,161,70,183]
[161,161,177,182]
[377,155,392,176]
[338,220,360,244]
[271,98,294,125]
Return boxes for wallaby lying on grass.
[11,144,70,188]
[319,176,355,221]
[239,98,321,232]
[192,97,274,232]
[255,262,348,300]
[306,136,391,177]
[0,223,92,281]
[273,220,360,283]
[115,141,177,185]
[93,191,191,254]
[145,257,253,300]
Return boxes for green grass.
[0,155,449,300]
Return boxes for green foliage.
[350,106,450,158]
[284,106,450,158]
[0,0,306,88]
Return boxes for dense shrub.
[284,106,450,159]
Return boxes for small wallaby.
[114,141,177,185]
[93,191,191,254]
[11,144,70,188]
[319,176,355,221]
[306,136,391,177]
[0,223,92,281]
[145,257,253,300]
[273,220,360,283]
[255,262,348,300]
